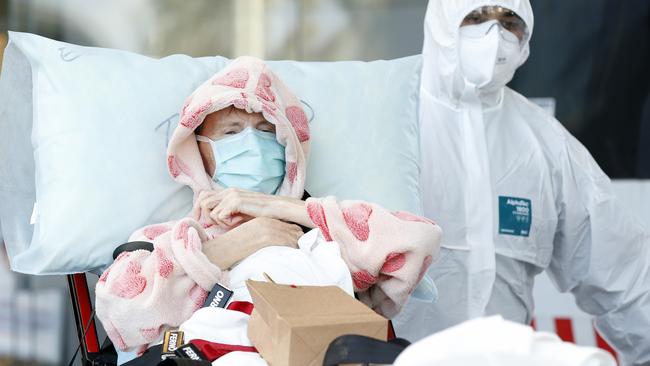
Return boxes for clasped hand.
[198,188,308,269]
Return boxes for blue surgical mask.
[197,127,286,194]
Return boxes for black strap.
[157,358,211,366]
[112,241,154,260]
[322,334,410,366]
[122,344,209,366]
[121,345,164,366]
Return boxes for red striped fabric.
[532,317,618,364]
[226,301,254,315]
[554,317,575,343]
[595,329,618,360]
[190,339,257,361]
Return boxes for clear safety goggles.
[460,5,529,44]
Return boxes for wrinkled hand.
[230,216,303,249]
[198,188,305,229]
[203,217,304,269]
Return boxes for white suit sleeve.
[547,133,650,366]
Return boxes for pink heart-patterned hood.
[166,56,310,200]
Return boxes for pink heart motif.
[144,225,170,241]
[189,284,209,310]
[255,73,276,102]
[233,98,248,110]
[285,106,310,142]
[155,247,174,278]
[381,252,406,273]
[262,103,277,118]
[212,68,249,89]
[342,204,373,241]
[180,100,212,130]
[306,202,332,241]
[352,270,378,291]
[110,261,147,299]
[167,155,192,179]
[286,161,298,183]
[139,326,163,342]
[174,222,202,250]
[175,221,190,241]
[98,265,112,283]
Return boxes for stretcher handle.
[322,334,409,366]
[112,241,154,260]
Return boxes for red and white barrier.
[531,315,617,361]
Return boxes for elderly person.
[95,57,441,358]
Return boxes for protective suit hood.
[422,0,534,105]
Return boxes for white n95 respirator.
[458,20,522,91]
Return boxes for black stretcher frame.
[67,273,116,366]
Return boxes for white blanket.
[118,228,352,365]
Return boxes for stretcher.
[0,31,428,365]
[65,246,402,366]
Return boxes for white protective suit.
[394,1,650,365]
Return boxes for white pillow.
[0,32,422,275]
[0,39,37,263]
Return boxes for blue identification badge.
[498,196,531,237]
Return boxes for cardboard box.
[246,280,387,366]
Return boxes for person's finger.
[216,202,235,223]
[280,224,301,241]
[197,190,217,203]
[285,232,300,247]
[197,190,209,202]
[288,223,302,232]
[198,193,218,220]
[214,198,248,229]
[200,196,221,223]
[200,198,212,221]
[290,232,302,245]
[284,223,301,234]
[210,210,230,229]
[209,201,230,228]
[224,214,246,227]
[214,187,238,202]
[201,206,211,223]
[240,214,254,225]
[219,188,261,218]
[199,195,220,210]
